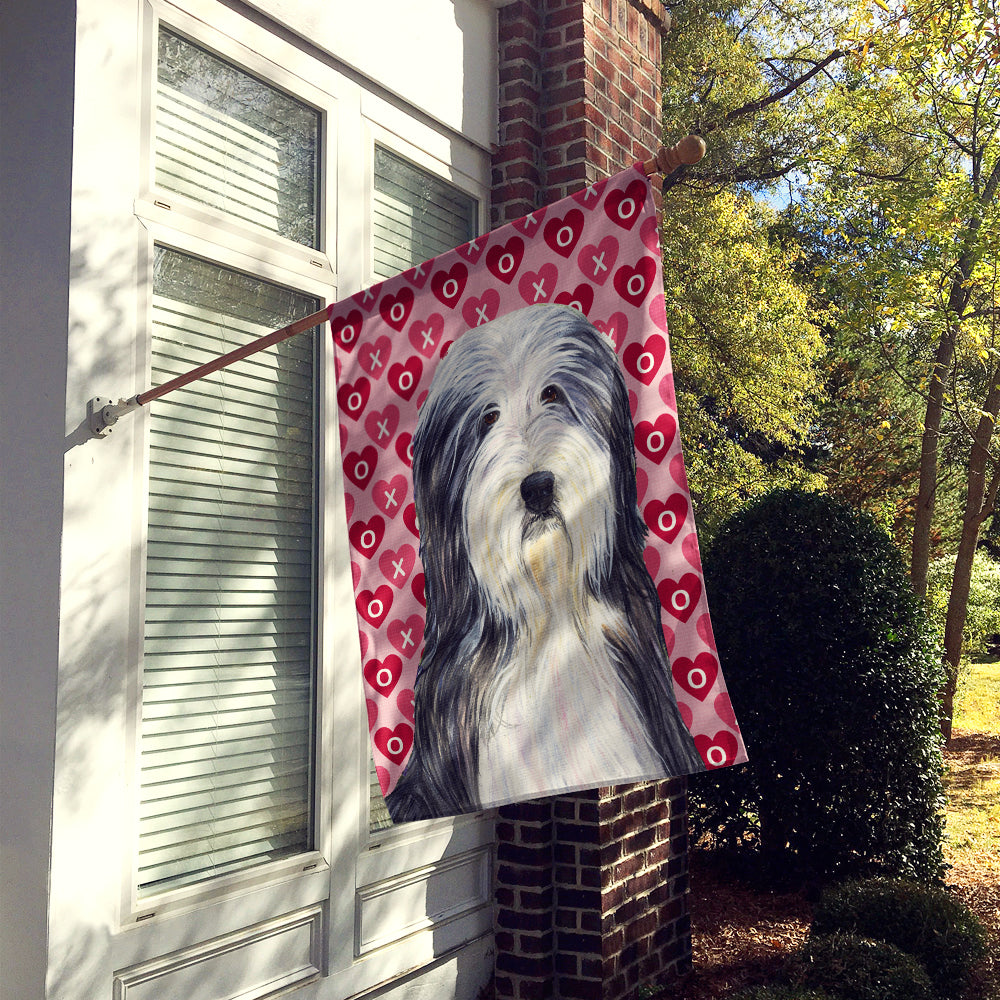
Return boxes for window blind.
[138,248,319,895]
[155,28,320,248]
[368,148,477,831]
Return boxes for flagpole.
[88,136,705,437]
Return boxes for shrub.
[732,987,837,1000]
[811,878,988,999]
[692,489,946,882]
[791,933,934,1000]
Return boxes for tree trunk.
[940,373,1000,740]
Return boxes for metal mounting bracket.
[87,396,140,438]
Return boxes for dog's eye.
[481,408,500,430]
[541,384,564,405]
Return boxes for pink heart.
[337,376,370,421]
[364,654,403,697]
[622,334,666,385]
[649,293,668,332]
[456,235,488,264]
[373,474,408,519]
[696,613,717,652]
[571,177,608,206]
[577,235,619,285]
[349,514,385,558]
[462,288,501,328]
[352,282,382,312]
[657,573,702,623]
[359,631,369,657]
[331,308,364,352]
[682,533,702,572]
[513,207,546,234]
[358,337,392,379]
[403,262,430,288]
[397,688,415,723]
[345,491,355,522]
[643,545,660,581]
[669,452,689,491]
[662,624,675,656]
[345,445,378,491]
[351,561,361,588]
[388,614,425,658]
[671,652,719,701]
[357,585,393,627]
[678,700,693,729]
[635,466,648,504]
[374,724,413,765]
[365,404,399,449]
[714,692,738,730]
[644,494,687,544]
[366,698,378,730]
[658,373,677,408]
[635,412,677,464]
[519,263,559,305]
[408,314,444,358]
[694,731,739,770]
[375,765,390,794]
[640,215,660,253]
[380,544,416,588]
[593,312,628,352]
[628,389,638,418]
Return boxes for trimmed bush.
[812,878,987,999]
[692,489,946,882]
[791,933,934,1000]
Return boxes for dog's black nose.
[520,471,555,514]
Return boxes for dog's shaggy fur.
[386,304,704,821]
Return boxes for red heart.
[388,356,423,401]
[462,289,501,328]
[513,207,546,235]
[485,236,524,284]
[373,474,408,519]
[357,585,393,627]
[344,445,378,490]
[593,312,628,351]
[364,654,403,697]
[604,178,647,230]
[411,572,426,606]
[613,256,658,307]
[456,235,488,263]
[388,615,425,658]
[359,335,393,379]
[395,432,414,468]
[431,262,468,308]
[577,235,619,285]
[349,514,385,557]
[634,412,677,464]
[365,403,399,449]
[657,573,702,623]
[671,652,719,701]
[397,688,415,723]
[331,308,364,352]
[623,334,666,385]
[645,494,687,544]
[378,287,414,332]
[380,544,416,588]
[374,724,413,765]
[408,314,444,358]
[518,263,559,305]
[337,376,370,420]
[694,731,739,770]
[554,283,594,316]
[543,208,585,257]
[403,502,419,537]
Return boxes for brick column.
[491,5,692,998]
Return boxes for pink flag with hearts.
[333,164,747,822]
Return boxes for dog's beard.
[464,415,615,631]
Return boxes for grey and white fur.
[386,304,704,821]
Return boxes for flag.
[331,164,747,821]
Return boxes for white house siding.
[0,1,499,997]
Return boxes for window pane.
[138,247,318,895]
[369,149,477,831]
[156,28,320,248]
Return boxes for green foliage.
[692,489,947,882]
[790,933,934,1000]
[732,987,836,1000]
[927,550,1000,659]
[811,878,988,999]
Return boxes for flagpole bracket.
[88,395,140,438]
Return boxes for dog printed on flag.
[332,165,746,821]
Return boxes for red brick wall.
[490,4,691,998]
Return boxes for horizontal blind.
[156,27,320,248]
[138,247,319,895]
[368,148,477,831]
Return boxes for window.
[135,25,325,898]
